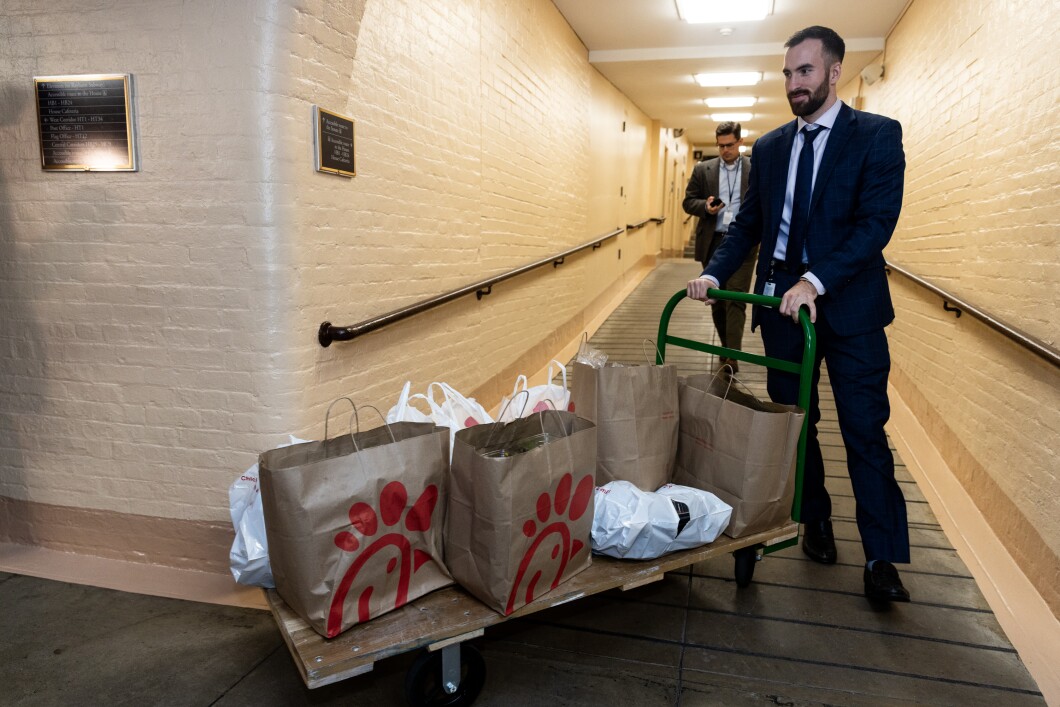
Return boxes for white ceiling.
[552,0,911,148]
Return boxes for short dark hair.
[715,122,741,140]
[785,26,845,66]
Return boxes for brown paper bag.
[671,374,804,538]
[259,411,452,638]
[570,361,679,491]
[445,411,596,615]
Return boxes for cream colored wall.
[298,0,673,446]
[0,0,677,562]
[841,0,1059,610]
[0,0,306,521]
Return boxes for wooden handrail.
[886,260,1059,368]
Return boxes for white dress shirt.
[716,158,742,233]
[700,100,847,294]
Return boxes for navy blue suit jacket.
[705,103,905,336]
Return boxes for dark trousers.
[756,271,910,563]
[701,232,756,351]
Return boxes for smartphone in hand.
[709,197,725,208]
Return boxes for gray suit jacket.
[682,155,751,264]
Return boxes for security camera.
[861,63,884,85]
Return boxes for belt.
[769,258,809,275]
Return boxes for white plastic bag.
[427,382,493,427]
[229,435,308,587]
[385,381,492,460]
[385,381,433,424]
[591,480,732,560]
[498,359,573,421]
[426,382,493,456]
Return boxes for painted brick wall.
[0,0,680,538]
[844,0,1059,599]
[290,0,672,450]
[0,0,302,521]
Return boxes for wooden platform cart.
[267,289,815,706]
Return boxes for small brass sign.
[34,74,138,171]
[314,106,355,177]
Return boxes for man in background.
[682,122,757,372]
[687,26,911,603]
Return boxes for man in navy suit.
[687,26,911,602]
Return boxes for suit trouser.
[756,273,910,563]
[701,232,757,351]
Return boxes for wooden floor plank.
[563,261,1044,705]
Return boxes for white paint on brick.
[843,0,1060,567]
[0,0,691,526]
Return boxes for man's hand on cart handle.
[780,278,818,323]
[687,276,719,305]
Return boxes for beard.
[787,76,829,117]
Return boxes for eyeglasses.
[717,141,739,149]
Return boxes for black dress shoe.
[864,561,911,602]
[801,520,837,564]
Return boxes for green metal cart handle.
[656,288,816,524]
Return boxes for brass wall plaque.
[314,106,355,177]
[34,74,138,171]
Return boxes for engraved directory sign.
[34,74,138,171]
[314,106,355,177]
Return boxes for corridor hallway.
[0,261,1045,706]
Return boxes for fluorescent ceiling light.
[694,72,762,87]
[711,112,753,122]
[705,96,757,108]
[676,0,772,23]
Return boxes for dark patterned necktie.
[786,126,824,268]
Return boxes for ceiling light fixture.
[705,96,757,108]
[710,112,753,122]
[675,0,772,24]
[694,71,762,87]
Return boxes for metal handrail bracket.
[886,259,1059,368]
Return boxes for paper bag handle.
[533,406,570,438]
[642,338,664,366]
[706,367,756,427]
[487,390,531,448]
[324,397,357,443]
[324,398,396,451]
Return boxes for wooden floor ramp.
[272,259,1045,704]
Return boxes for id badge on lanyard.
[763,261,776,297]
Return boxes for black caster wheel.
[404,643,486,707]
[733,546,759,588]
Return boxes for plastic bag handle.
[409,392,442,417]
[547,359,569,392]
[510,375,528,396]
